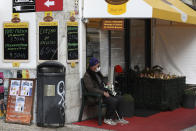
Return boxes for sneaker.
[115,118,129,124]
[104,119,117,125]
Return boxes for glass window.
[86,28,100,67]
[86,24,125,78]
[130,19,145,70]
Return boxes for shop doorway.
[86,19,151,79]
[86,28,125,81]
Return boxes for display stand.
[6,78,35,125]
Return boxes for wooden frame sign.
[67,21,78,62]
[3,22,29,61]
[39,22,58,60]
[6,79,35,125]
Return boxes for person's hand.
[104,91,110,97]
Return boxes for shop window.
[130,19,146,70]
[86,28,100,67]
[86,19,125,78]
[86,28,125,77]
[110,30,125,70]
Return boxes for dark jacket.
[83,68,106,95]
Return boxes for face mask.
[95,67,101,72]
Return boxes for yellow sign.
[39,22,58,26]
[3,22,28,28]
[67,21,78,26]
[12,13,20,19]
[71,62,76,68]
[105,0,128,15]
[70,11,75,17]
[12,62,20,67]
[45,11,53,17]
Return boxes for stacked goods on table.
[115,65,186,110]
[133,66,186,110]
[133,77,186,110]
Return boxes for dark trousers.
[103,96,122,119]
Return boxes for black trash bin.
[36,61,65,127]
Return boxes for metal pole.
[108,30,112,82]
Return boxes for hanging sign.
[67,22,78,62]
[39,22,58,60]
[3,22,29,61]
[36,0,63,11]
[12,13,21,23]
[6,78,35,125]
[43,11,53,22]
[13,0,35,13]
[102,19,124,30]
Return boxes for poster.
[20,80,33,96]
[10,80,20,96]
[15,96,25,112]
[13,0,35,13]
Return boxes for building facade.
[1,0,196,125]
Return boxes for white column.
[79,0,87,78]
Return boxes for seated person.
[83,57,129,125]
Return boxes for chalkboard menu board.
[4,23,29,60]
[67,22,78,61]
[39,22,58,60]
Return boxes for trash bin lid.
[37,61,65,73]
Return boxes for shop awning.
[83,0,196,25]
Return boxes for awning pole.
[108,30,112,82]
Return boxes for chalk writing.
[39,25,58,60]
[4,27,28,60]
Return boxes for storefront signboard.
[3,22,29,61]
[39,22,58,60]
[13,0,36,13]
[6,79,35,125]
[67,22,78,62]
[36,0,63,11]
[102,19,124,30]
[83,0,152,18]
[105,0,129,15]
